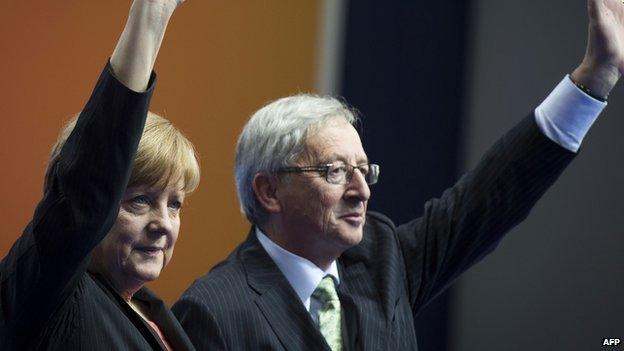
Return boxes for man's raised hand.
[572,0,624,99]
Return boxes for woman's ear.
[252,173,281,214]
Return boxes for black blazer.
[172,115,575,350]
[0,64,195,351]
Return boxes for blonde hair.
[44,111,200,194]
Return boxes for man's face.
[276,118,371,256]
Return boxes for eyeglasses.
[279,161,380,185]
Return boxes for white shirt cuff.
[534,75,606,152]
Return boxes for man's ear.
[252,172,281,214]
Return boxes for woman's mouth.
[135,246,163,257]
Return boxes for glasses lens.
[357,164,370,177]
[366,164,380,185]
[327,163,348,184]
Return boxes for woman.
[0,1,198,350]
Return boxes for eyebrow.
[125,186,185,198]
[319,153,369,165]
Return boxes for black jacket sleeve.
[0,62,156,346]
[396,115,576,313]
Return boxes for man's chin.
[336,229,364,249]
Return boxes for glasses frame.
[278,162,380,185]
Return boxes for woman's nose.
[147,205,173,236]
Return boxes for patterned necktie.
[312,275,343,351]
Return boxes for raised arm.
[0,1,183,347]
[571,0,624,99]
[111,0,184,91]
[398,0,623,312]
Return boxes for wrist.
[110,0,177,92]
[571,60,620,100]
[129,0,176,31]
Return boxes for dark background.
[340,1,624,350]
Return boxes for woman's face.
[90,180,185,293]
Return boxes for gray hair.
[235,94,358,224]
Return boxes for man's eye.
[358,165,370,176]
[329,165,347,175]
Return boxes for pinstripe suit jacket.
[173,115,575,350]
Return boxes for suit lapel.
[338,248,391,350]
[135,287,196,351]
[336,261,364,351]
[241,230,330,351]
[88,272,166,350]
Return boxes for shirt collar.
[255,227,340,311]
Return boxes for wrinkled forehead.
[126,177,187,195]
[128,168,187,193]
[301,117,368,164]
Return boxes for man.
[173,1,622,350]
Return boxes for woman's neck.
[87,263,143,302]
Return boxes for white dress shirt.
[256,228,339,324]
[256,75,606,322]
[535,75,606,152]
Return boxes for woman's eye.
[131,195,150,206]
[169,200,183,210]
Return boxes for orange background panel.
[0,1,319,304]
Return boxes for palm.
[590,0,624,72]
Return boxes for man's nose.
[345,168,371,201]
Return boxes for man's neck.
[257,223,340,271]
[255,228,341,311]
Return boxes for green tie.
[312,276,343,351]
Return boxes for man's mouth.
[340,212,364,226]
